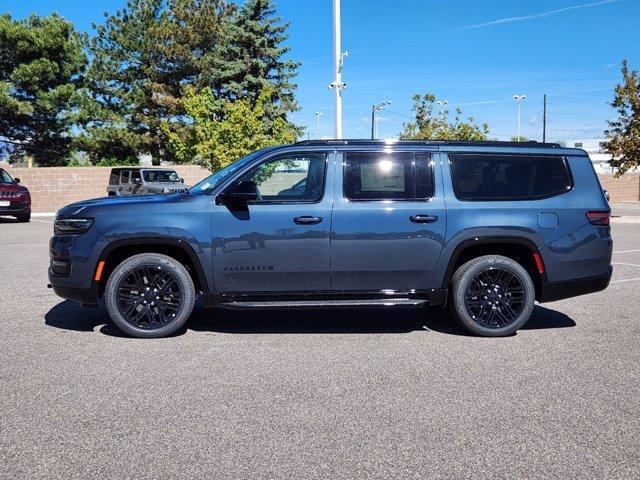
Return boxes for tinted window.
[143,170,180,182]
[344,152,433,201]
[119,171,131,184]
[240,153,326,202]
[0,169,14,183]
[450,154,571,201]
[109,170,121,185]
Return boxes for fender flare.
[94,237,210,292]
[439,236,548,290]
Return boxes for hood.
[56,192,185,217]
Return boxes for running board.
[217,298,427,310]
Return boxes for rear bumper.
[539,266,612,303]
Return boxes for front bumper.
[49,283,98,309]
[539,266,613,303]
[0,202,30,215]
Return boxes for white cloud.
[455,0,621,31]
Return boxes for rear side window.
[344,152,433,201]
[120,170,131,184]
[449,154,571,201]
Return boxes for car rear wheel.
[105,253,196,338]
[449,255,535,337]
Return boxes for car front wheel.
[105,253,196,338]
[450,255,536,337]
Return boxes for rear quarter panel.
[434,152,612,285]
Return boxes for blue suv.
[48,140,612,338]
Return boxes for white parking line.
[612,262,640,268]
[32,219,53,224]
[613,249,640,254]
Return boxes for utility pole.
[543,94,547,143]
[371,101,391,139]
[315,111,324,139]
[513,94,527,141]
[329,0,347,139]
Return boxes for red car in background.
[0,167,31,222]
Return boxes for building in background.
[567,139,616,173]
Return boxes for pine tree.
[217,0,300,124]
[82,0,231,165]
[0,13,86,166]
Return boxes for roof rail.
[294,139,562,148]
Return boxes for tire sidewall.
[105,253,196,338]
[451,255,535,337]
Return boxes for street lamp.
[371,100,391,139]
[437,100,448,117]
[315,111,324,139]
[513,94,527,141]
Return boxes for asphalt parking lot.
[1,213,639,479]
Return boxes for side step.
[218,298,426,310]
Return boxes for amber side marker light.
[533,253,545,274]
[94,261,106,281]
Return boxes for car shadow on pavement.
[45,300,576,338]
[0,216,19,223]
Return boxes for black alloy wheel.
[463,267,525,328]
[105,253,196,338]
[116,265,184,330]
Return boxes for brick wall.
[7,165,210,213]
[597,173,640,202]
[3,166,639,214]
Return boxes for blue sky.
[3,0,639,142]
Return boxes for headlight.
[54,218,94,234]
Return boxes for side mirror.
[14,178,20,184]
[180,178,184,184]
[133,177,142,185]
[218,180,258,205]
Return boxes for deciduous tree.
[603,60,640,176]
[164,85,297,171]
[400,94,489,141]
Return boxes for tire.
[105,253,196,338]
[15,213,30,222]
[449,255,535,337]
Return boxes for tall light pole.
[437,100,448,117]
[513,94,527,141]
[315,111,323,139]
[371,101,391,139]
[329,0,347,139]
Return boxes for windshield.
[189,148,273,194]
[0,169,14,183]
[143,170,180,183]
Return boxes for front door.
[330,150,446,292]
[211,151,334,293]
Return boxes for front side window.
[344,152,433,201]
[240,153,327,202]
[143,170,180,183]
[109,170,120,185]
[450,154,572,201]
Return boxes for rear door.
[330,149,447,292]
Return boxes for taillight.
[586,211,610,226]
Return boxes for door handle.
[294,216,323,225]
[410,214,438,224]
